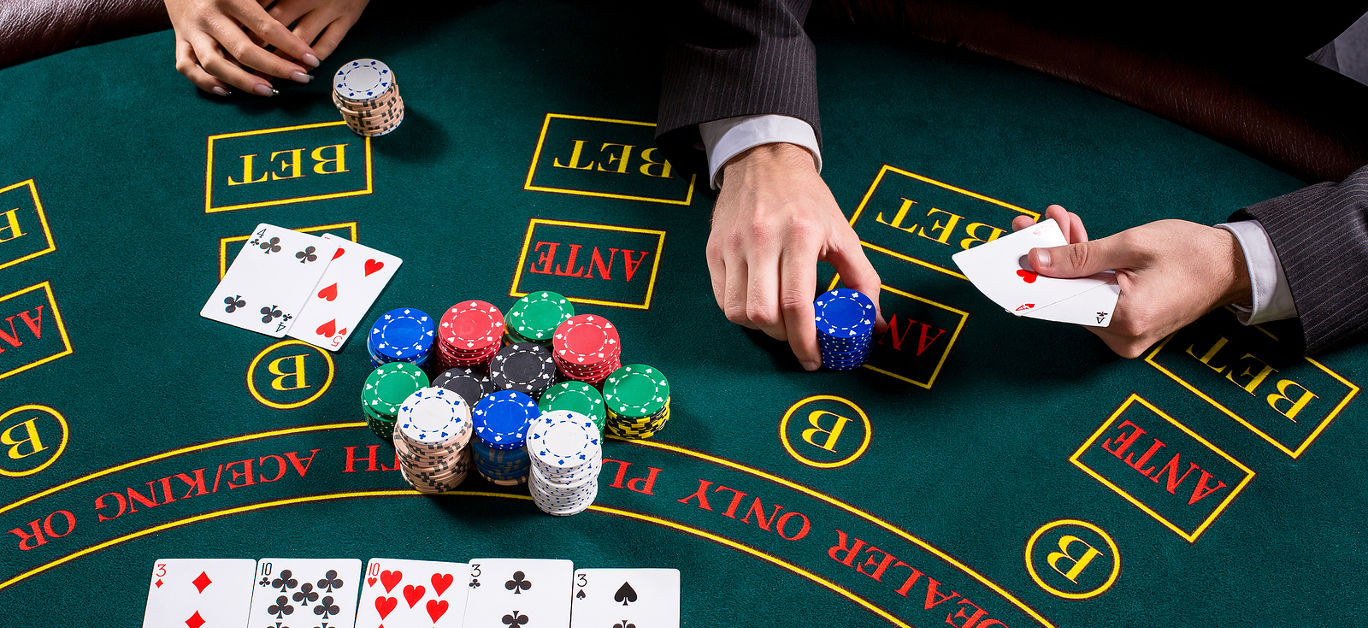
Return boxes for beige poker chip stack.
[332,58,405,137]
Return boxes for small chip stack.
[550,314,622,386]
[505,291,574,346]
[489,342,558,399]
[394,387,472,493]
[368,308,435,369]
[437,300,505,370]
[333,58,404,137]
[471,390,539,485]
[432,367,495,408]
[814,288,876,371]
[527,410,602,516]
[602,364,671,439]
[538,381,606,436]
[362,362,429,439]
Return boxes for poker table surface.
[2,2,1365,625]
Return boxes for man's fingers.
[722,257,755,330]
[1030,232,1143,279]
[745,247,786,341]
[705,244,727,313]
[779,246,821,370]
[1011,215,1035,232]
[228,0,320,67]
[825,240,884,331]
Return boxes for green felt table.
[0,1,1365,626]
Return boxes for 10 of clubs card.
[462,558,574,627]
[247,558,362,628]
[571,568,680,628]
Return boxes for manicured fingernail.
[1032,248,1051,268]
[290,71,312,84]
[801,360,820,372]
[303,53,321,68]
[211,86,230,97]
[253,84,276,97]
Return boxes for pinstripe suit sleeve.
[656,0,820,176]
[1231,163,1368,353]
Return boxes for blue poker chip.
[369,308,435,360]
[473,390,539,448]
[813,289,876,339]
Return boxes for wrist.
[720,143,817,186]
[1213,226,1253,308]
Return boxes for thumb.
[1030,234,1140,278]
[825,242,886,332]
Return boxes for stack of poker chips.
[394,387,472,493]
[333,58,405,137]
[504,291,574,346]
[437,300,505,370]
[362,362,429,439]
[538,381,606,436]
[527,410,603,516]
[550,314,622,386]
[813,288,876,371]
[489,342,558,399]
[602,364,671,439]
[432,366,495,408]
[471,390,539,485]
[368,308,435,369]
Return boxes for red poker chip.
[439,301,505,349]
[552,315,620,365]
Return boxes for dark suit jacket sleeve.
[1230,163,1368,353]
[656,0,820,177]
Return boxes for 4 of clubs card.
[201,224,332,338]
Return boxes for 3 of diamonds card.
[142,558,255,628]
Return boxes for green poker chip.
[363,362,429,416]
[602,364,669,418]
[507,291,574,342]
[539,381,606,434]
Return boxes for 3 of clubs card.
[247,558,362,628]
[288,234,402,351]
[461,558,574,628]
[142,558,255,628]
[571,568,680,628]
[201,224,332,337]
[951,218,1120,326]
[354,558,470,628]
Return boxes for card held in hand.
[201,224,333,337]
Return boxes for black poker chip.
[432,367,496,407]
[489,342,557,398]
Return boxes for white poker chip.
[397,387,471,445]
[527,411,600,469]
[334,58,394,101]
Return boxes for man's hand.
[1012,205,1252,358]
[708,143,884,370]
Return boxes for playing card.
[461,558,574,628]
[571,568,680,628]
[288,234,402,351]
[951,218,1116,321]
[1021,276,1120,326]
[201,224,332,337]
[247,558,362,628]
[355,558,469,628]
[142,558,256,628]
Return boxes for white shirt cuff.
[1216,220,1298,325]
[699,114,822,190]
